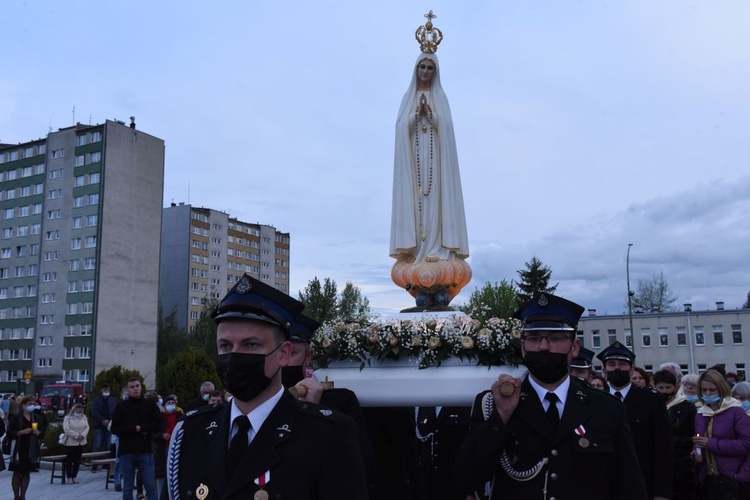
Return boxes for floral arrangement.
[312,313,523,370]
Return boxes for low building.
[577,302,749,379]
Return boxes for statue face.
[417,59,435,86]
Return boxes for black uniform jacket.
[168,391,368,500]
[621,384,674,498]
[452,376,648,500]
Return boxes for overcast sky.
[2,1,749,317]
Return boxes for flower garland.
[312,314,523,370]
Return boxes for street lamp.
[627,244,635,356]
[684,303,695,374]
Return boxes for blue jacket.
[92,394,116,429]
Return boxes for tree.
[92,365,145,401]
[459,280,519,319]
[156,347,220,407]
[337,281,371,323]
[634,271,677,312]
[157,302,187,367]
[298,277,338,324]
[516,256,558,304]
[743,291,750,309]
[188,297,219,360]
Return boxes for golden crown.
[415,10,443,54]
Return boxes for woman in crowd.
[653,369,697,499]
[631,366,650,388]
[590,374,609,391]
[730,382,750,416]
[693,369,750,499]
[61,403,89,484]
[7,396,44,500]
[681,374,700,405]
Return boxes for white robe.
[390,54,469,262]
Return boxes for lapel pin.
[196,483,209,500]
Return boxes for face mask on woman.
[741,400,750,413]
[702,393,721,405]
[74,412,84,418]
[25,405,38,412]
[165,404,176,413]
[685,394,699,404]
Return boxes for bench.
[90,458,116,489]
[43,450,111,484]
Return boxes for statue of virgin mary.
[390,12,471,309]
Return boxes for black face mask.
[281,364,305,389]
[523,351,570,384]
[216,344,282,402]
[606,369,631,389]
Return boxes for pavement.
[0,458,128,499]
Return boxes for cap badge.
[236,276,253,294]
[195,483,209,500]
[320,409,333,416]
[538,294,548,307]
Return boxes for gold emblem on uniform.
[195,483,209,500]
[254,490,269,500]
[500,382,515,396]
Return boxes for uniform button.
[593,443,598,448]
[550,473,558,480]
[550,497,556,500]
[550,449,558,457]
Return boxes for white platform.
[314,359,527,407]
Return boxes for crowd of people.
[2,276,750,500]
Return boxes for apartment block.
[160,204,290,332]
[0,119,165,393]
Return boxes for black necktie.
[545,393,560,432]
[615,391,623,401]
[227,416,250,478]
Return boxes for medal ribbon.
[254,470,271,488]
[574,424,586,437]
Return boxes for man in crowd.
[598,342,673,500]
[91,383,117,472]
[111,377,163,500]
[453,293,647,499]
[186,381,215,411]
[569,346,595,382]
[167,274,367,499]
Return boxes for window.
[66,326,76,336]
[86,214,98,227]
[50,168,64,179]
[33,202,42,213]
[591,329,601,348]
[44,251,59,261]
[51,148,64,159]
[70,259,80,271]
[695,326,705,346]
[80,325,92,336]
[41,314,54,324]
[90,152,101,162]
[5,189,15,199]
[67,303,78,314]
[41,293,56,303]
[47,209,61,219]
[30,243,39,255]
[76,369,89,382]
[79,347,91,359]
[737,363,746,382]
[83,257,96,270]
[89,172,100,184]
[190,311,200,320]
[0,287,5,299]
[7,169,17,179]
[13,286,23,298]
[30,223,40,235]
[732,324,743,344]
[88,193,99,205]
[46,230,60,240]
[47,188,62,199]
[72,216,82,229]
[42,272,57,282]
[81,302,93,314]
[84,236,97,248]
[68,281,79,293]
[26,285,36,297]
[65,347,75,359]
[77,135,87,146]
[16,225,29,237]
[74,196,84,207]
[75,155,85,167]
[2,228,11,239]
[659,327,669,347]
[0,248,8,259]
[3,208,13,220]
[91,131,101,142]
[0,267,7,278]
[37,358,52,368]
[82,280,95,292]
[74,176,85,187]
[713,325,724,345]
[71,238,81,250]
[641,328,651,347]
[19,205,29,216]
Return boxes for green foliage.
[157,301,187,367]
[459,280,519,319]
[187,298,219,360]
[156,347,219,407]
[92,365,145,402]
[634,271,677,312]
[516,256,558,304]
[743,291,750,309]
[337,281,372,323]
[299,277,339,324]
